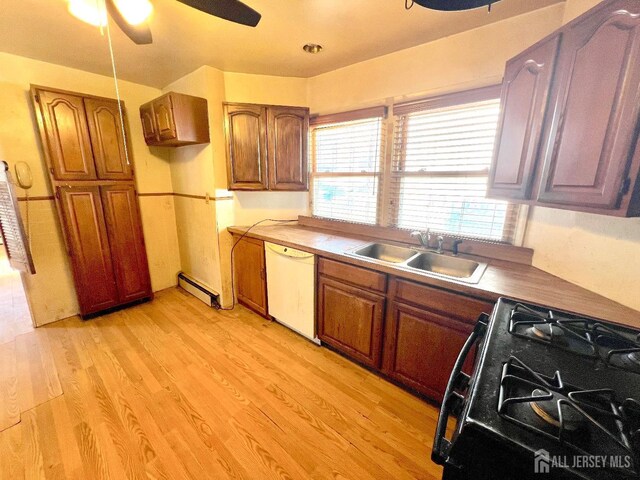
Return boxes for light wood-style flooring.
[0,287,444,479]
[0,249,33,346]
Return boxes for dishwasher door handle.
[265,242,314,260]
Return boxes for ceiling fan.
[407,0,500,11]
[69,0,262,45]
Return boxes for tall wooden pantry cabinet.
[31,85,152,317]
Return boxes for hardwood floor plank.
[1,287,443,480]
[0,342,19,431]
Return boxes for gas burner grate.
[509,304,640,373]
[498,356,640,477]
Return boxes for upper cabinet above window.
[224,102,309,191]
[140,92,210,148]
[488,0,640,217]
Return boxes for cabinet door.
[538,1,640,208]
[153,95,177,141]
[100,184,152,304]
[140,101,159,145]
[58,186,118,315]
[225,104,268,190]
[232,235,268,317]
[317,276,385,368]
[36,90,96,181]
[267,106,309,191]
[488,34,560,200]
[382,301,474,402]
[84,98,133,180]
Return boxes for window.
[390,87,518,242]
[309,87,520,244]
[309,108,386,225]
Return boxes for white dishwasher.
[264,242,318,343]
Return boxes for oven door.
[432,312,489,467]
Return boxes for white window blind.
[389,95,519,242]
[310,109,386,225]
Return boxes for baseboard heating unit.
[177,272,219,308]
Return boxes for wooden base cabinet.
[317,276,386,368]
[382,301,474,402]
[315,257,494,403]
[381,279,492,401]
[231,234,268,318]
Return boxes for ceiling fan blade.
[177,0,261,27]
[105,0,153,44]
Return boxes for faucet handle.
[452,239,463,256]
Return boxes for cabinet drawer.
[318,258,387,293]
[390,278,493,324]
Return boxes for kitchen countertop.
[228,223,640,329]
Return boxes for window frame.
[309,107,387,225]
[308,86,522,244]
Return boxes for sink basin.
[406,251,486,280]
[347,242,487,283]
[350,243,418,263]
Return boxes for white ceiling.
[0,0,564,88]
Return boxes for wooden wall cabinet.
[489,0,640,216]
[85,98,133,180]
[36,90,97,181]
[32,85,152,317]
[231,234,269,318]
[224,102,309,191]
[267,106,309,191]
[488,34,560,200]
[140,92,209,147]
[225,104,268,190]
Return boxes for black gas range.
[432,298,640,480]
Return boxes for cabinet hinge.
[34,93,40,103]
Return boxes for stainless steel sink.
[346,242,488,283]
[406,251,486,281]
[350,243,418,263]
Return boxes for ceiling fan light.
[112,0,153,26]
[68,0,107,27]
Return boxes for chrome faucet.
[411,229,447,254]
[410,229,431,248]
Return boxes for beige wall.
[161,69,310,307]
[163,66,226,295]
[306,5,565,113]
[304,1,640,312]
[0,53,181,325]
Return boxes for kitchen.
[0,0,639,478]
